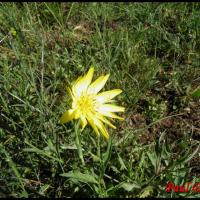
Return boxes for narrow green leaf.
[60,171,98,184]
[39,184,50,196]
[192,87,200,97]
[0,144,28,197]
[121,182,141,192]
[182,144,200,164]
[147,152,157,169]
[117,153,127,171]
[24,140,63,164]
[139,186,154,198]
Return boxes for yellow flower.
[60,67,125,139]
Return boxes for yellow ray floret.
[60,66,125,139]
[95,89,122,103]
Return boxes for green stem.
[97,135,101,158]
[96,136,105,195]
[74,119,85,166]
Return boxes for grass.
[0,2,200,198]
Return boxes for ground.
[0,2,200,198]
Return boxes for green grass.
[0,2,200,198]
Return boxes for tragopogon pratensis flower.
[60,67,125,139]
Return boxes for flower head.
[60,67,125,139]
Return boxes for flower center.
[75,94,96,115]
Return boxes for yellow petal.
[80,115,87,131]
[97,110,124,120]
[97,104,125,113]
[72,67,94,96]
[74,109,81,119]
[67,87,75,101]
[95,113,116,129]
[95,119,109,139]
[96,89,122,103]
[87,116,100,136]
[100,117,116,129]
[72,76,83,89]
[88,74,109,94]
[60,109,75,124]
[82,67,94,89]
[87,112,109,139]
